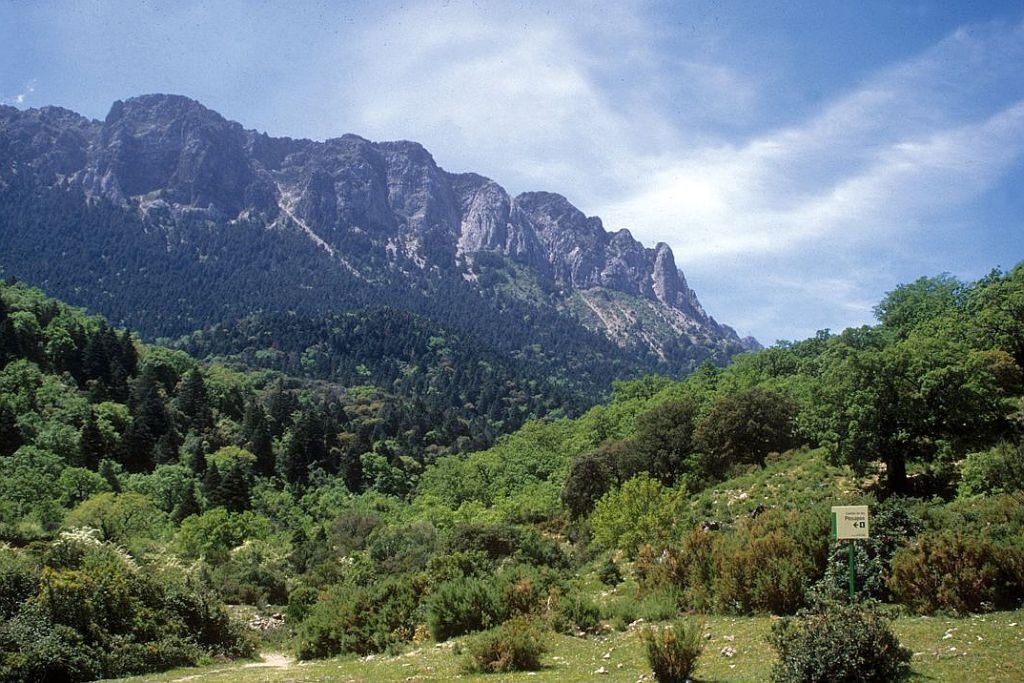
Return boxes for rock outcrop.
[0,94,758,357]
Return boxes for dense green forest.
[174,307,590,462]
[0,180,728,396]
[0,264,1022,681]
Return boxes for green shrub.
[769,603,911,683]
[888,530,1024,613]
[639,619,704,683]
[493,563,565,619]
[446,522,519,559]
[598,557,623,586]
[162,582,256,658]
[286,584,320,624]
[366,521,437,573]
[295,576,422,659]
[714,510,826,614]
[424,549,491,587]
[101,636,202,677]
[0,549,38,620]
[959,441,1024,496]
[553,593,601,634]
[425,577,502,641]
[639,510,827,615]
[603,589,681,631]
[590,474,680,558]
[462,617,547,674]
[0,603,104,683]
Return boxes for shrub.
[424,549,491,588]
[590,474,680,558]
[494,563,564,619]
[446,522,518,559]
[769,603,911,683]
[0,549,38,620]
[462,617,547,673]
[0,603,104,683]
[598,557,623,586]
[603,589,681,631]
[888,530,1024,613]
[295,576,421,659]
[425,577,502,641]
[959,441,1024,496]
[286,584,320,624]
[640,619,704,683]
[553,593,601,634]
[162,582,256,658]
[366,521,437,573]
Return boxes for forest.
[0,263,1022,681]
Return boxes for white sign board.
[831,505,869,540]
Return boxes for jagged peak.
[377,139,437,166]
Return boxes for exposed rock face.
[0,94,758,355]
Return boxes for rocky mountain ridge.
[0,94,757,366]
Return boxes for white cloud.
[590,20,1024,341]
[2,79,36,106]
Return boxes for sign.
[831,505,869,540]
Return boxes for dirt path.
[243,652,294,669]
[170,652,294,681]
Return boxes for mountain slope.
[0,94,758,383]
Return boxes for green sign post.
[831,505,869,601]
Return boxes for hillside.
[0,265,1022,681]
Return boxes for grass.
[113,608,1024,682]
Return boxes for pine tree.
[177,368,213,432]
[79,412,106,469]
[172,483,202,522]
[243,403,275,477]
[218,461,251,512]
[123,365,172,471]
[202,461,222,507]
[266,381,298,437]
[98,459,122,493]
[280,407,326,484]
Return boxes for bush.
[888,530,1024,613]
[769,604,911,683]
[598,557,623,586]
[426,577,502,641]
[959,441,1024,496]
[714,510,826,614]
[640,619,704,683]
[286,584,320,624]
[462,617,547,673]
[590,474,680,558]
[493,563,565,619]
[424,550,491,588]
[553,593,601,634]
[295,576,422,659]
[603,589,681,631]
[639,510,828,615]
[0,549,38,620]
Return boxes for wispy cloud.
[593,19,1024,341]
[1,79,37,105]
[326,7,1023,342]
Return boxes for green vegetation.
[769,603,912,682]
[640,619,705,683]
[2,264,1024,681]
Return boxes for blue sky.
[2,0,1023,344]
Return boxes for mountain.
[0,94,758,389]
